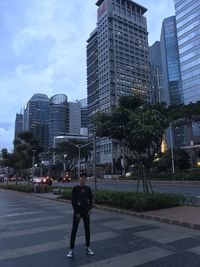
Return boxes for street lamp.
[63,154,67,173]
[76,142,92,178]
[32,150,36,178]
[61,139,92,178]
[77,145,81,179]
[93,131,97,197]
[169,123,175,173]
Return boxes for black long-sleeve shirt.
[71,185,93,214]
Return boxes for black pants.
[70,212,90,249]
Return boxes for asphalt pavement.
[0,189,200,266]
[53,179,200,197]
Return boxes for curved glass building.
[49,94,69,148]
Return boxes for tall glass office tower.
[69,101,81,135]
[14,113,23,139]
[160,16,183,106]
[87,0,150,173]
[174,0,200,150]
[23,94,49,150]
[160,16,184,148]
[149,41,163,104]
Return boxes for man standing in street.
[67,173,94,258]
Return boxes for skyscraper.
[79,98,88,128]
[160,16,184,148]
[69,101,81,135]
[14,113,23,139]
[174,0,200,148]
[87,0,150,172]
[23,94,49,150]
[49,94,69,148]
[160,16,183,106]
[149,41,163,104]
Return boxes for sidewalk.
[33,192,200,230]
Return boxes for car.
[0,174,5,183]
[42,176,53,185]
[57,173,71,183]
[87,174,94,180]
[31,176,53,185]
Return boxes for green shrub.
[60,189,72,199]
[0,184,186,212]
[95,191,185,211]
[60,188,185,212]
[0,183,51,193]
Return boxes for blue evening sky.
[0,0,175,151]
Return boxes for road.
[1,189,200,267]
[54,180,200,197]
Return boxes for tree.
[54,139,93,176]
[12,131,44,179]
[0,148,16,169]
[154,148,191,172]
[96,96,168,193]
[96,96,200,193]
[167,101,200,126]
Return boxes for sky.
[0,0,175,152]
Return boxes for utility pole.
[32,150,36,178]
[93,132,97,200]
[169,123,175,173]
[78,145,81,179]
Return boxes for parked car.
[57,173,71,183]
[0,174,5,183]
[31,176,53,185]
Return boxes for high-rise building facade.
[174,0,200,105]
[160,16,185,148]
[49,94,69,148]
[69,101,81,135]
[160,16,183,106]
[174,0,200,148]
[14,113,23,139]
[87,0,150,172]
[79,98,88,128]
[23,94,49,150]
[87,28,99,135]
[149,41,163,104]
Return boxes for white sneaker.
[86,247,94,256]
[67,250,73,258]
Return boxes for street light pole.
[32,150,36,178]
[169,123,175,173]
[63,154,67,173]
[78,145,81,179]
[93,132,97,199]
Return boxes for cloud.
[0,0,97,151]
[0,0,174,151]
[140,0,175,45]
[0,127,14,152]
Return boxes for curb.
[92,204,200,230]
[93,179,200,185]
[2,190,200,231]
[32,193,200,231]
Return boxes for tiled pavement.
[35,191,200,230]
[1,189,200,266]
